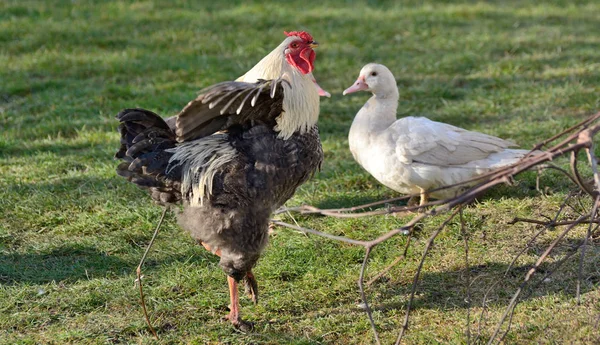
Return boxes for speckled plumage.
[116,80,323,281]
[177,125,322,280]
[115,32,324,328]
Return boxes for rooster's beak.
[309,41,319,49]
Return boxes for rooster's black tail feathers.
[115,108,182,204]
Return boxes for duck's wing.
[391,116,517,167]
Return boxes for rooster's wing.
[175,78,288,142]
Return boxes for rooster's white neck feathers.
[172,37,321,207]
[236,36,320,139]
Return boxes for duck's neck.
[351,92,399,134]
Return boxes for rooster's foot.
[224,313,254,332]
[244,272,258,304]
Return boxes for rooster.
[115,31,325,330]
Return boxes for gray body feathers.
[115,79,323,280]
[178,125,322,278]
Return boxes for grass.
[1,0,600,344]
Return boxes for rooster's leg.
[202,242,257,304]
[226,276,240,323]
[225,276,252,331]
[201,242,252,330]
[244,270,258,304]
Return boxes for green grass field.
[2,1,600,344]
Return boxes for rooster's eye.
[290,42,299,49]
[371,72,378,77]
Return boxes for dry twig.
[272,112,600,344]
[135,206,169,339]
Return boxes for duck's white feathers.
[348,63,533,199]
[391,116,516,166]
[350,115,530,199]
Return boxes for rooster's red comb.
[284,31,314,43]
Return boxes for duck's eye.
[371,72,378,77]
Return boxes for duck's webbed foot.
[405,189,430,213]
[394,195,420,216]
[402,190,430,215]
[407,196,419,208]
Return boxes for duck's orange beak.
[343,75,368,95]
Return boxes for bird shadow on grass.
[308,169,573,213]
[260,238,599,344]
[0,243,217,286]
[366,237,599,317]
[0,244,131,285]
[230,256,598,345]
[0,174,223,286]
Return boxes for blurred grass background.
[1,1,599,344]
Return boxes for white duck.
[343,63,532,206]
